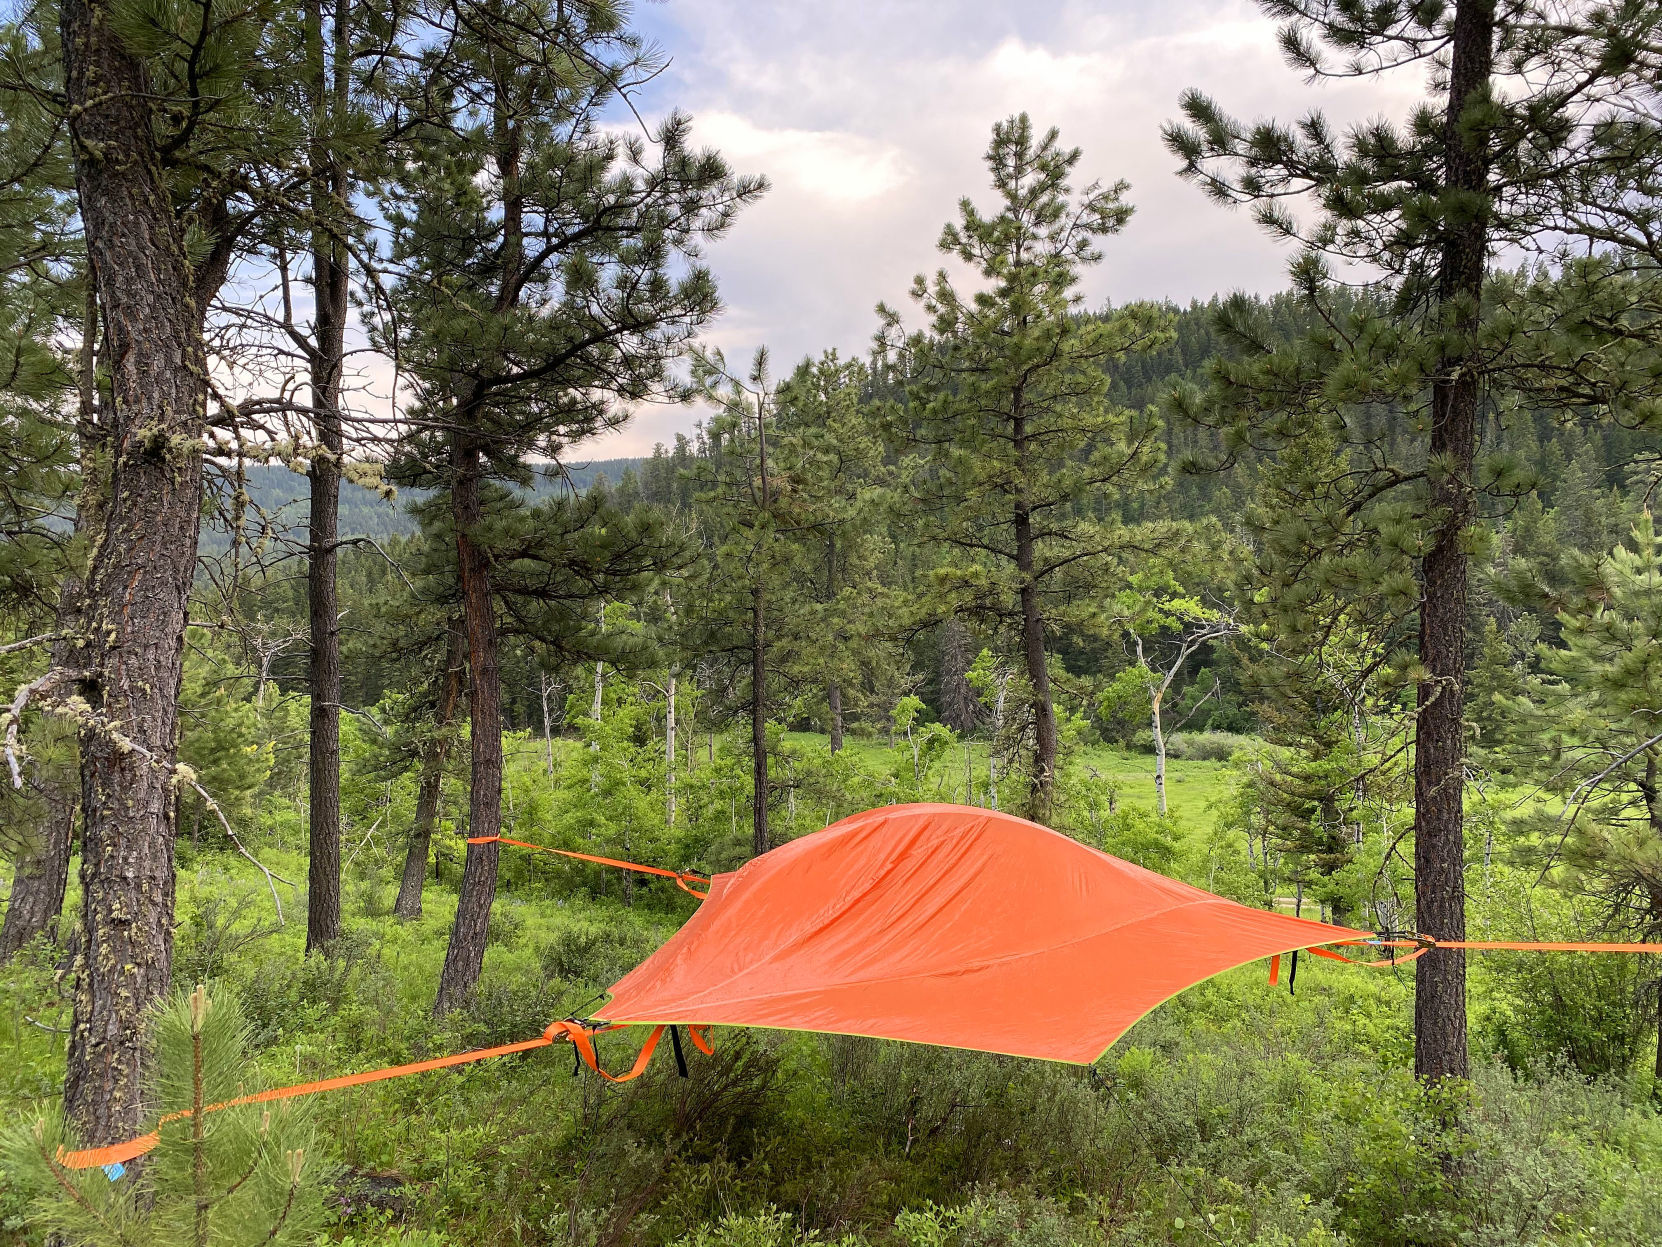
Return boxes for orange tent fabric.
[601,803,1367,1063]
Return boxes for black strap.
[1288,948,1300,995]
[669,1024,689,1078]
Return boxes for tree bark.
[751,582,769,856]
[434,440,504,1013]
[0,771,75,959]
[433,60,524,1013]
[539,672,557,775]
[590,600,606,724]
[303,0,350,955]
[60,0,209,1145]
[1150,685,1168,818]
[826,531,844,753]
[1014,496,1056,823]
[1413,0,1493,1087]
[396,624,465,920]
[938,616,979,734]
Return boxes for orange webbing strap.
[1304,944,1431,969]
[57,1019,714,1171]
[468,836,710,899]
[56,1034,557,1170]
[1272,936,1662,980]
[546,1020,669,1082]
[1432,940,1662,953]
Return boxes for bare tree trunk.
[1413,0,1492,1088]
[541,675,561,771]
[396,626,465,920]
[990,674,1007,811]
[60,0,208,1145]
[938,617,979,734]
[1151,688,1168,817]
[302,0,350,956]
[435,441,503,1013]
[591,602,605,729]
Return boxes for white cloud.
[695,112,910,206]
[571,0,1438,457]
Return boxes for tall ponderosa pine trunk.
[395,624,465,920]
[434,441,504,1012]
[303,0,350,955]
[1013,448,1057,824]
[825,531,843,753]
[751,582,769,855]
[1413,0,1493,1086]
[60,0,209,1143]
[433,79,523,1012]
[751,386,771,856]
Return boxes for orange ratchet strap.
[57,1018,713,1171]
[467,836,710,898]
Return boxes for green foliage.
[1501,513,1662,941]
[177,654,272,843]
[2,984,327,1246]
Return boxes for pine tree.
[1501,513,1662,1079]
[4,984,326,1246]
[1166,0,1662,1085]
[376,0,760,1008]
[771,351,892,752]
[879,114,1173,824]
[688,349,795,856]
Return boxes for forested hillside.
[228,460,650,542]
[3,2,1662,1246]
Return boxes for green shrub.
[1165,732,1255,762]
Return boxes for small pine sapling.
[3,984,327,1246]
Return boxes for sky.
[567,0,1429,458]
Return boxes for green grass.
[779,731,1233,838]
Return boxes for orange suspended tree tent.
[61,801,1662,1170]
[599,802,1365,1063]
